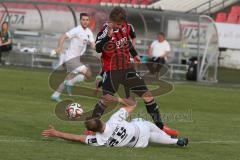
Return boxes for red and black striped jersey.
[95,22,138,71]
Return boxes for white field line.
[190,140,240,144]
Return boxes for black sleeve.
[95,27,111,53]
[128,40,138,58]
[129,24,136,39]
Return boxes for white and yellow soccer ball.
[66,103,83,119]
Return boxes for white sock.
[66,74,85,86]
[149,131,178,144]
[52,82,66,97]
[52,91,61,97]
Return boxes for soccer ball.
[66,103,83,119]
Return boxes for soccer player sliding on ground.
[42,95,188,148]
[51,13,95,102]
[92,6,178,136]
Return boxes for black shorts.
[146,57,165,74]
[102,68,148,98]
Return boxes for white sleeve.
[85,135,102,146]
[66,27,79,39]
[108,108,129,124]
[165,42,171,52]
[150,41,156,48]
[89,31,94,43]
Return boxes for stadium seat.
[226,13,239,24]
[215,12,227,23]
[230,5,240,15]
[121,0,130,4]
[70,0,82,3]
[36,0,59,2]
[47,0,70,2]
[112,0,121,4]
[91,0,100,4]
[80,0,89,4]
[141,0,151,5]
[101,0,111,3]
[131,0,139,5]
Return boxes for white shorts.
[65,59,88,74]
[62,54,88,74]
[130,118,151,148]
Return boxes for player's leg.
[51,53,69,101]
[64,65,90,95]
[51,70,77,101]
[92,71,120,118]
[141,91,164,129]
[144,120,177,144]
[144,120,188,146]
[150,131,188,146]
[63,57,91,95]
[65,74,85,87]
[51,82,65,102]
[124,69,164,129]
[124,69,178,136]
[142,89,179,136]
[150,132,178,144]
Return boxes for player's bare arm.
[90,41,96,50]
[148,45,153,57]
[102,94,136,113]
[128,39,141,63]
[131,37,136,48]
[164,51,170,59]
[42,125,87,143]
[55,34,68,54]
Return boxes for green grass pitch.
[0,67,240,160]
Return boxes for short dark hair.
[158,32,165,37]
[80,13,89,20]
[2,21,9,27]
[1,21,9,30]
[109,7,126,23]
[84,118,104,133]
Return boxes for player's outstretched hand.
[42,125,59,137]
[102,94,136,107]
[55,47,64,54]
[120,97,137,107]
[50,50,57,57]
[133,55,141,63]
[102,94,118,103]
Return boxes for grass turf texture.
[0,67,240,160]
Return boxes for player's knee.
[141,91,154,102]
[100,98,109,106]
[66,73,75,80]
[85,69,92,79]
[65,80,73,86]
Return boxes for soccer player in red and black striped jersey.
[92,7,178,137]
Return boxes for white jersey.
[85,108,140,147]
[150,40,170,58]
[64,25,94,61]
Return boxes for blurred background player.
[42,94,188,148]
[147,32,170,76]
[51,13,95,102]
[0,22,13,65]
[91,7,178,137]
